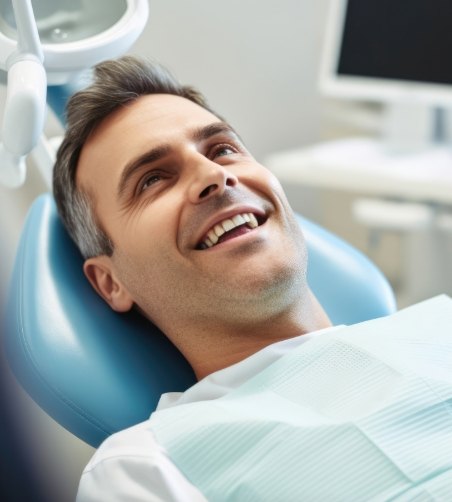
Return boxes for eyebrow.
[117,121,239,199]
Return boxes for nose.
[187,156,238,204]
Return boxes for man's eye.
[139,173,162,192]
[211,144,236,159]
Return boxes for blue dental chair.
[4,193,396,448]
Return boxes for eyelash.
[209,143,238,160]
[138,172,164,193]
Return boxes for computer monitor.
[320,0,452,149]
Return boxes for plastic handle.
[0,0,46,188]
[0,144,26,188]
[2,59,47,156]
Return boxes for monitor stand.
[382,101,436,153]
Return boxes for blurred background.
[1,0,451,499]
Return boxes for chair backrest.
[4,193,396,447]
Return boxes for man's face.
[78,94,307,335]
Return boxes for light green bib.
[151,296,452,501]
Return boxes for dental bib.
[151,296,452,501]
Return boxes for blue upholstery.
[4,194,396,447]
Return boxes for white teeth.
[207,230,219,244]
[222,219,235,232]
[199,212,261,249]
[248,213,258,228]
[232,214,246,226]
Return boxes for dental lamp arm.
[10,0,43,61]
[0,0,46,188]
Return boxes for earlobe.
[83,257,134,312]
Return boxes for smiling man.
[55,57,330,382]
[54,57,452,501]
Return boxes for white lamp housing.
[0,0,149,188]
[0,0,149,84]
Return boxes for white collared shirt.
[76,327,339,501]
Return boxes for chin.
[231,257,307,307]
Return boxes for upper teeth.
[201,212,259,249]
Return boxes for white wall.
[132,0,330,160]
[0,1,333,500]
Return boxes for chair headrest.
[5,194,396,446]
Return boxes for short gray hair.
[53,56,218,258]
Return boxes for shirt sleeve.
[76,421,207,502]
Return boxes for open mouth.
[196,212,267,250]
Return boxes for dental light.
[0,0,149,188]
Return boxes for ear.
[83,256,134,312]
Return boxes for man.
[54,57,452,501]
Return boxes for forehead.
[76,94,220,191]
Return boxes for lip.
[193,205,268,250]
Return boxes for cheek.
[264,171,307,262]
[120,196,180,253]
[113,244,182,316]
[113,209,186,289]
[243,164,288,200]
[266,172,292,207]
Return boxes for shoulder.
[85,420,164,467]
[77,420,206,502]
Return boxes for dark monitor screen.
[321,0,452,106]
[337,0,452,86]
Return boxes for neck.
[170,290,331,380]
